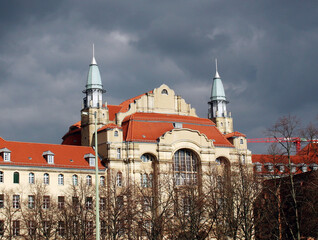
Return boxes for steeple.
[208,59,233,134]
[83,45,106,108]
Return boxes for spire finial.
[214,58,220,78]
[91,44,97,65]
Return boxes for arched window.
[117,148,121,159]
[173,149,198,185]
[161,89,168,95]
[116,172,122,187]
[29,173,35,184]
[72,175,78,186]
[141,154,154,163]
[13,172,19,184]
[0,171,4,183]
[86,175,92,186]
[114,131,118,137]
[58,174,64,185]
[43,173,49,185]
[100,176,105,186]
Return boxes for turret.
[82,45,106,108]
[208,59,233,134]
[81,45,108,146]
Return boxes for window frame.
[58,174,64,185]
[29,172,35,184]
[13,195,20,209]
[86,175,92,186]
[43,173,49,185]
[13,172,19,184]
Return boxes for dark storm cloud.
[0,0,318,153]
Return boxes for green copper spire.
[211,59,227,101]
[86,44,103,90]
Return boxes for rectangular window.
[58,196,65,209]
[4,152,10,162]
[0,172,3,183]
[89,158,95,167]
[28,221,36,236]
[13,220,20,236]
[0,194,4,208]
[43,221,49,235]
[72,196,79,208]
[43,196,50,209]
[47,155,54,164]
[58,221,65,236]
[13,172,19,184]
[86,197,93,209]
[87,221,93,236]
[116,196,124,209]
[13,195,20,209]
[100,197,106,210]
[0,220,4,236]
[28,195,35,209]
[117,148,121,159]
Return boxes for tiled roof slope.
[0,137,104,170]
[225,131,246,138]
[121,112,233,147]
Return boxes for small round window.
[161,89,168,95]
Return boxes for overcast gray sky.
[0,0,317,153]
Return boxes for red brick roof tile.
[121,112,233,147]
[0,139,104,170]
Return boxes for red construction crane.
[247,137,307,153]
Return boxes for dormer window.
[0,148,11,162]
[290,164,296,173]
[84,153,95,167]
[254,162,262,172]
[264,163,274,172]
[301,164,307,173]
[310,164,318,171]
[240,139,244,144]
[43,151,54,164]
[278,164,285,173]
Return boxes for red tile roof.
[121,112,233,147]
[0,138,104,170]
[108,105,122,121]
[98,123,122,132]
[225,131,246,138]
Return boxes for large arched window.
[141,154,154,163]
[173,149,198,185]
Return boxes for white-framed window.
[100,176,105,186]
[29,172,35,184]
[141,173,148,188]
[116,172,122,187]
[240,139,244,144]
[43,173,49,185]
[58,174,64,185]
[279,165,285,173]
[3,152,10,162]
[290,164,296,173]
[89,157,95,167]
[117,148,121,159]
[13,195,20,209]
[86,197,93,209]
[302,165,307,173]
[114,131,118,137]
[28,195,35,209]
[86,175,92,186]
[241,155,245,164]
[48,155,54,164]
[0,171,3,183]
[72,175,78,186]
[173,123,183,129]
[58,196,65,209]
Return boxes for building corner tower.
[208,59,233,134]
[81,45,108,146]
